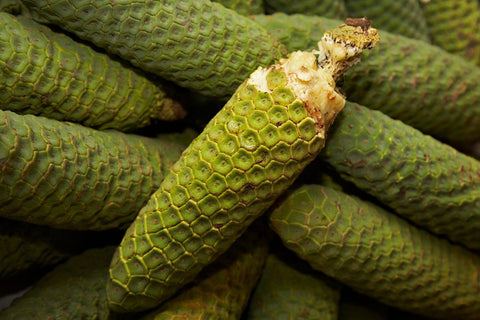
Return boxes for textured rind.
[253,13,480,143]
[22,0,287,98]
[141,221,269,320]
[246,252,341,320]
[211,0,264,16]
[269,185,480,319]
[344,0,430,41]
[264,0,347,19]
[0,13,186,131]
[0,110,185,230]
[0,246,117,320]
[420,0,480,66]
[321,102,480,249]
[107,73,325,312]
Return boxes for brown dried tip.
[345,16,371,31]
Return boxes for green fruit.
[22,0,287,98]
[253,13,480,143]
[264,0,347,19]
[344,0,430,41]
[106,21,382,311]
[321,102,480,250]
[420,0,480,65]
[0,110,186,230]
[141,220,269,320]
[270,185,480,319]
[0,12,186,131]
[0,246,117,320]
[246,251,341,320]
[211,0,264,16]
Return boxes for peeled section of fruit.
[270,184,480,319]
[253,13,480,143]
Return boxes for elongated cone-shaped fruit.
[0,12,185,131]
[419,0,480,66]
[270,185,480,319]
[246,250,341,320]
[321,102,480,249]
[21,0,287,98]
[0,246,117,320]
[252,13,480,143]
[344,0,430,41]
[0,110,188,230]
[106,23,379,313]
[140,220,269,320]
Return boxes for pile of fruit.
[1,0,480,319]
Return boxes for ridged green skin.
[0,246,117,320]
[0,12,185,131]
[321,102,480,249]
[212,0,264,16]
[253,13,480,143]
[344,0,430,41]
[107,71,326,312]
[270,185,480,319]
[420,0,480,66]
[264,0,347,19]
[141,221,269,320]
[0,110,185,230]
[246,252,341,320]
[22,0,287,98]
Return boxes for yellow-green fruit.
[106,24,378,313]
[246,251,341,320]
[270,185,480,319]
[141,221,269,320]
[0,12,185,131]
[21,0,287,98]
[0,247,117,320]
[420,0,480,66]
[0,110,186,230]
